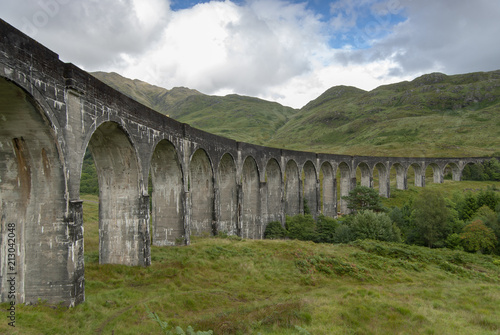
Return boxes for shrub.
[264,221,287,239]
[331,224,352,243]
[286,215,316,241]
[351,210,401,242]
[445,233,464,251]
[460,219,497,254]
[315,215,339,243]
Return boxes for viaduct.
[0,20,493,306]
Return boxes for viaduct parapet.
[0,20,493,306]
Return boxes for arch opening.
[150,140,184,246]
[444,162,461,181]
[407,163,424,187]
[88,121,148,266]
[425,163,442,185]
[218,153,237,235]
[189,149,214,237]
[284,160,300,216]
[241,156,260,239]
[302,161,318,217]
[337,162,352,215]
[320,162,336,217]
[265,159,282,224]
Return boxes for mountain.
[91,72,298,145]
[91,70,500,157]
[268,71,500,157]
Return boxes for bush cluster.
[265,184,500,255]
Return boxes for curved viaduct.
[0,20,492,306]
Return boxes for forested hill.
[92,70,500,157]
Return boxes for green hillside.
[92,70,500,157]
[269,71,500,157]
[91,72,298,145]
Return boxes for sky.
[1,0,500,108]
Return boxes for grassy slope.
[91,72,298,146]
[2,189,500,335]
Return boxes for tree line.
[265,184,500,255]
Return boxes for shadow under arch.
[241,156,261,239]
[444,162,461,181]
[217,153,238,235]
[0,78,81,305]
[189,148,214,236]
[284,160,300,216]
[407,163,425,187]
[265,158,282,224]
[337,162,352,215]
[302,161,318,217]
[356,162,372,187]
[150,139,185,246]
[87,121,149,266]
[320,161,336,217]
[425,162,443,185]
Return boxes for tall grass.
[1,184,500,334]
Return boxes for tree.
[343,186,383,213]
[351,210,401,242]
[457,192,478,221]
[476,187,500,211]
[410,189,450,248]
[460,219,497,253]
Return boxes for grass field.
[1,186,500,335]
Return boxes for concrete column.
[395,164,408,190]
[65,200,85,306]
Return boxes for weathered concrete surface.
[0,19,495,306]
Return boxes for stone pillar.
[65,200,85,306]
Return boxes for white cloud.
[116,0,327,103]
[1,0,500,109]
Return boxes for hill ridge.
[91,69,500,157]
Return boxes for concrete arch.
[284,159,300,216]
[391,163,407,190]
[320,162,336,217]
[425,162,443,184]
[265,158,282,224]
[444,162,461,181]
[0,78,79,305]
[189,149,214,236]
[302,161,318,217]
[217,153,238,235]
[337,162,352,214]
[150,139,184,246]
[373,162,390,198]
[241,156,261,239]
[408,163,425,187]
[356,162,372,187]
[88,121,149,266]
